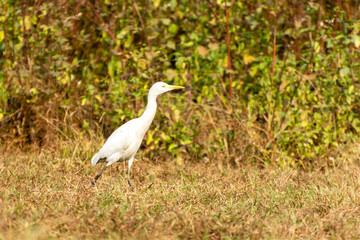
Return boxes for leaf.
[222,55,228,68]
[209,42,219,51]
[180,138,192,145]
[116,30,127,39]
[340,68,350,77]
[81,98,87,106]
[279,80,290,92]
[176,11,184,19]
[167,41,176,49]
[302,74,317,81]
[138,59,147,70]
[0,31,4,42]
[61,74,69,85]
[176,156,183,165]
[295,19,303,29]
[352,35,360,48]
[146,131,154,145]
[201,85,209,95]
[161,132,171,142]
[152,0,161,8]
[314,112,321,120]
[108,60,115,78]
[210,18,217,25]
[313,41,320,53]
[250,65,258,77]
[349,85,354,94]
[168,143,178,151]
[197,46,208,56]
[169,24,178,34]
[24,16,31,30]
[30,88,38,95]
[161,18,171,25]
[137,108,145,117]
[243,54,255,65]
[165,69,177,80]
[174,109,180,121]
[82,120,89,128]
[95,94,102,102]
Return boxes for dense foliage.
[1,0,360,166]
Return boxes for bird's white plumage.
[91,82,184,188]
[92,117,145,166]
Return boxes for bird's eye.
[162,85,165,88]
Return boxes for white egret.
[91,82,184,189]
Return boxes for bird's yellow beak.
[167,85,184,90]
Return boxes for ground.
[1,146,360,239]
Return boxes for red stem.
[4,0,9,79]
[22,0,29,69]
[204,0,226,32]
[225,0,232,99]
[272,27,276,75]
[86,0,124,62]
[132,0,154,83]
[132,0,152,53]
[272,0,277,76]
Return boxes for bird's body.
[91,114,153,167]
[91,82,184,189]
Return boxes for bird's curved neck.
[139,91,158,129]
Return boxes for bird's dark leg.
[91,165,108,186]
[127,170,134,191]
[127,158,134,191]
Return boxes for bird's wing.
[96,118,140,160]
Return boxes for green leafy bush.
[0,0,359,166]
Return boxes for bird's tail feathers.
[91,153,100,166]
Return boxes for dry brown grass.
[1,140,360,239]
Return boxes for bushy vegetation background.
[1,0,360,166]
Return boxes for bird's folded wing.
[96,121,138,159]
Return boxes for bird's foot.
[128,179,135,191]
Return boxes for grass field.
[1,142,360,239]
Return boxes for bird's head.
[149,82,184,96]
